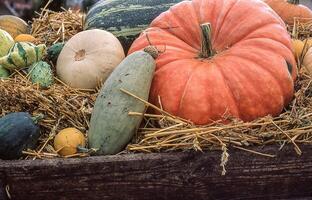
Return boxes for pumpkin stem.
[287,0,299,4]
[31,114,44,124]
[200,23,215,58]
[144,46,159,59]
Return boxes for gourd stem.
[31,114,44,124]
[287,0,299,4]
[77,146,90,153]
[200,23,214,58]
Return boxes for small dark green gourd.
[0,112,42,160]
[47,42,65,64]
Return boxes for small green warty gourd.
[28,61,54,88]
[0,42,46,70]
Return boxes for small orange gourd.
[14,34,36,43]
[263,0,312,25]
[53,128,86,156]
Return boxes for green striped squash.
[0,42,46,70]
[84,0,182,53]
[0,29,14,57]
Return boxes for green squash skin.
[0,29,14,57]
[47,42,65,64]
[88,51,156,155]
[0,65,10,78]
[0,42,46,70]
[28,61,54,88]
[0,112,40,160]
[84,0,182,53]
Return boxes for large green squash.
[84,0,182,53]
[88,50,156,155]
[0,112,41,160]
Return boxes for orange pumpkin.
[129,0,297,125]
[263,0,312,25]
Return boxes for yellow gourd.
[292,39,304,60]
[53,128,86,156]
[303,47,312,75]
[0,15,29,38]
[15,34,36,43]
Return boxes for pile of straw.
[290,18,312,39]
[0,71,97,159]
[31,2,83,46]
[127,67,312,159]
[126,19,312,160]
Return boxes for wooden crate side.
[0,145,312,200]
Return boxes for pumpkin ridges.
[213,61,241,119]
[231,38,296,82]
[225,46,295,104]
[152,2,202,49]
[218,56,285,121]
[215,3,286,49]
[129,0,296,124]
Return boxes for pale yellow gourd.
[292,39,304,60]
[56,29,125,89]
[303,47,312,75]
[53,128,86,156]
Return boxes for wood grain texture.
[0,145,312,200]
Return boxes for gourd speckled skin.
[0,112,40,160]
[28,61,54,88]
[0,42,46,70]
[0,65,10,78]
[84,0,183,53]
[47,42,65,64]
[88,50,156,155]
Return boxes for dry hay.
[0,71,97,159]
[289,17,312,40]
[126,66,312,155]
[31,1,83,46]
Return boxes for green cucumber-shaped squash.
[0,112,41,160]
[84,0,182,53]
[88,50,156,155]
[47,42,65,64]
[28,61,54,88]
[0,65,10,78]
[0,42,46,70]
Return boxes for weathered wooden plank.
[0,145,312,200]
[0,178,7,200]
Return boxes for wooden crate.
[0,145,312,200]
